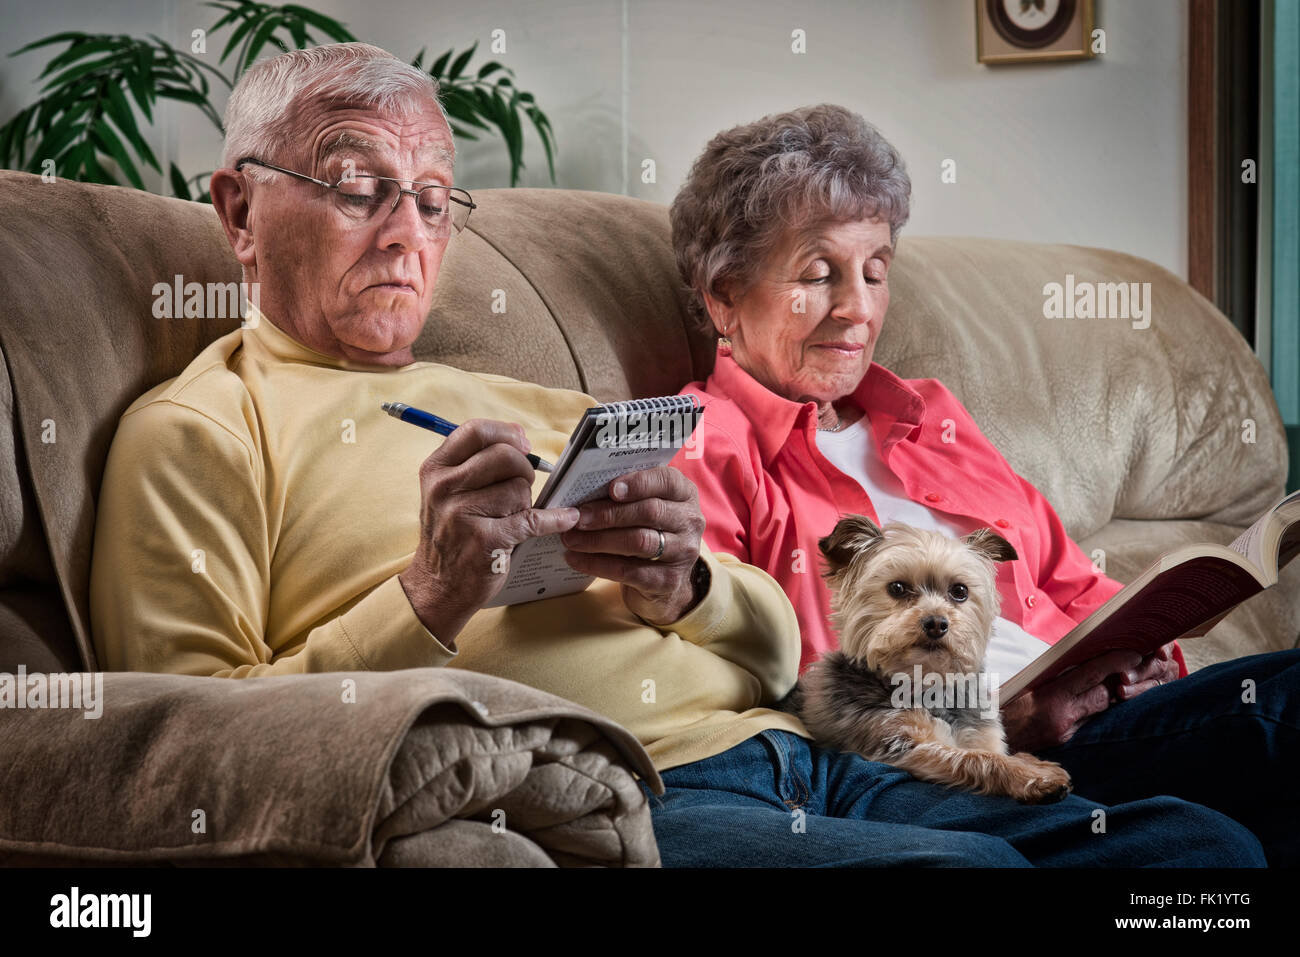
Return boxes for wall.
[0,0,1188,276]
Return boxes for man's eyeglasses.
[235,157,475,235]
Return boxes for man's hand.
[1001,648,1143,753]
[399,419,579,647]
[560,466,706,626]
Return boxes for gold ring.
[650,529,665,562]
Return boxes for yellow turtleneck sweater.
[88,305,809,770]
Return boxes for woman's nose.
[831,275,879,324]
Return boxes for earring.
[718,323,731,347]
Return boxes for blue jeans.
[1038,648,1300,866]
[640,650,1297,866]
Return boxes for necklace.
[818,404,865,433]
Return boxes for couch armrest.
[0,668,662,867]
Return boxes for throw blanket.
[0,668,662,867]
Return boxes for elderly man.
[89,43,1264,868]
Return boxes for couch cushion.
[878,237,1287,540]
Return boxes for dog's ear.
[819,514,885,575]
[964,527,1018,564]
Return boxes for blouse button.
[1025,594,1037,609]
[924,492,941,502]
[995,518,1010,528]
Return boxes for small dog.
[788,515,1072,804]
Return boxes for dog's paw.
[1006,754,1072,804]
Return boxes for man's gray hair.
[670,104,911,330]
[221,42,451,176]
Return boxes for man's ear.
[209,168,258,272]
[963,527,1018,564]
[819,514,885,576]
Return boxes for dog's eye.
[887,581,908,598]
[949,583,969,602]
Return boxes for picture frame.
[976,0,1097,64]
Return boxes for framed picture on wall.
[976,0,1096,64]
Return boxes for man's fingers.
[509,506,580,543]
[455,475,535,518]
[563,549,675,592]
[575,496,672,532]
[608,466,694,503]
[425,418,530,468]
[560,526,685,562]
[459,442,539,490]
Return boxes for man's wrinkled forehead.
[308,105,454,181]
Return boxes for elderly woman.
[668,103,1299,864]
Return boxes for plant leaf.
[10,32,92,56]
[428,47,453,77]
[218,11,260,65]
[42,36,119,75]
[439,87,491,129]
[447,42,477,82]
[169,161,192,200]
[90,119,144,188]
[39,51,131,92]
[242,12,286,72]
[103,81,160,171]
[282,5,356,42]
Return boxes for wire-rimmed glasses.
[234,157,475,235]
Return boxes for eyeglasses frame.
[233,156,476,233]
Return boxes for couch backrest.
[0,170,1286,671]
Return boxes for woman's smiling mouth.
[810,341,864,356]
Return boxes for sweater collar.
[707,340,926,466]
[242,302,411,372]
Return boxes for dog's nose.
[921,616,948,641]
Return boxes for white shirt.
[813,414,1050,683]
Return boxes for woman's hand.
[1001,648,1144,753]
[1113,641,1181,701]
[560,466,707,625]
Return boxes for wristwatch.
[689,556,711,608]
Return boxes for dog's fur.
[788,515,1072,804]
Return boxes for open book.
[483,394,703,607]
[999,488,1300,702]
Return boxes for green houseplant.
[0,0,556,201]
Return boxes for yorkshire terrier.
[788,515,1072,804]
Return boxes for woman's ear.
[702,282,738,337]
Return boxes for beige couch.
[1,170,1296,865]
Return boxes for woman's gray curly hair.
[670,103,911,331]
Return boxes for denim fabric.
[1039,648,1300,866]
[640,651,1298,867]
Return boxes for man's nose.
[376,189,431,252]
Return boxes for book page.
[1228,488,1300,567]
